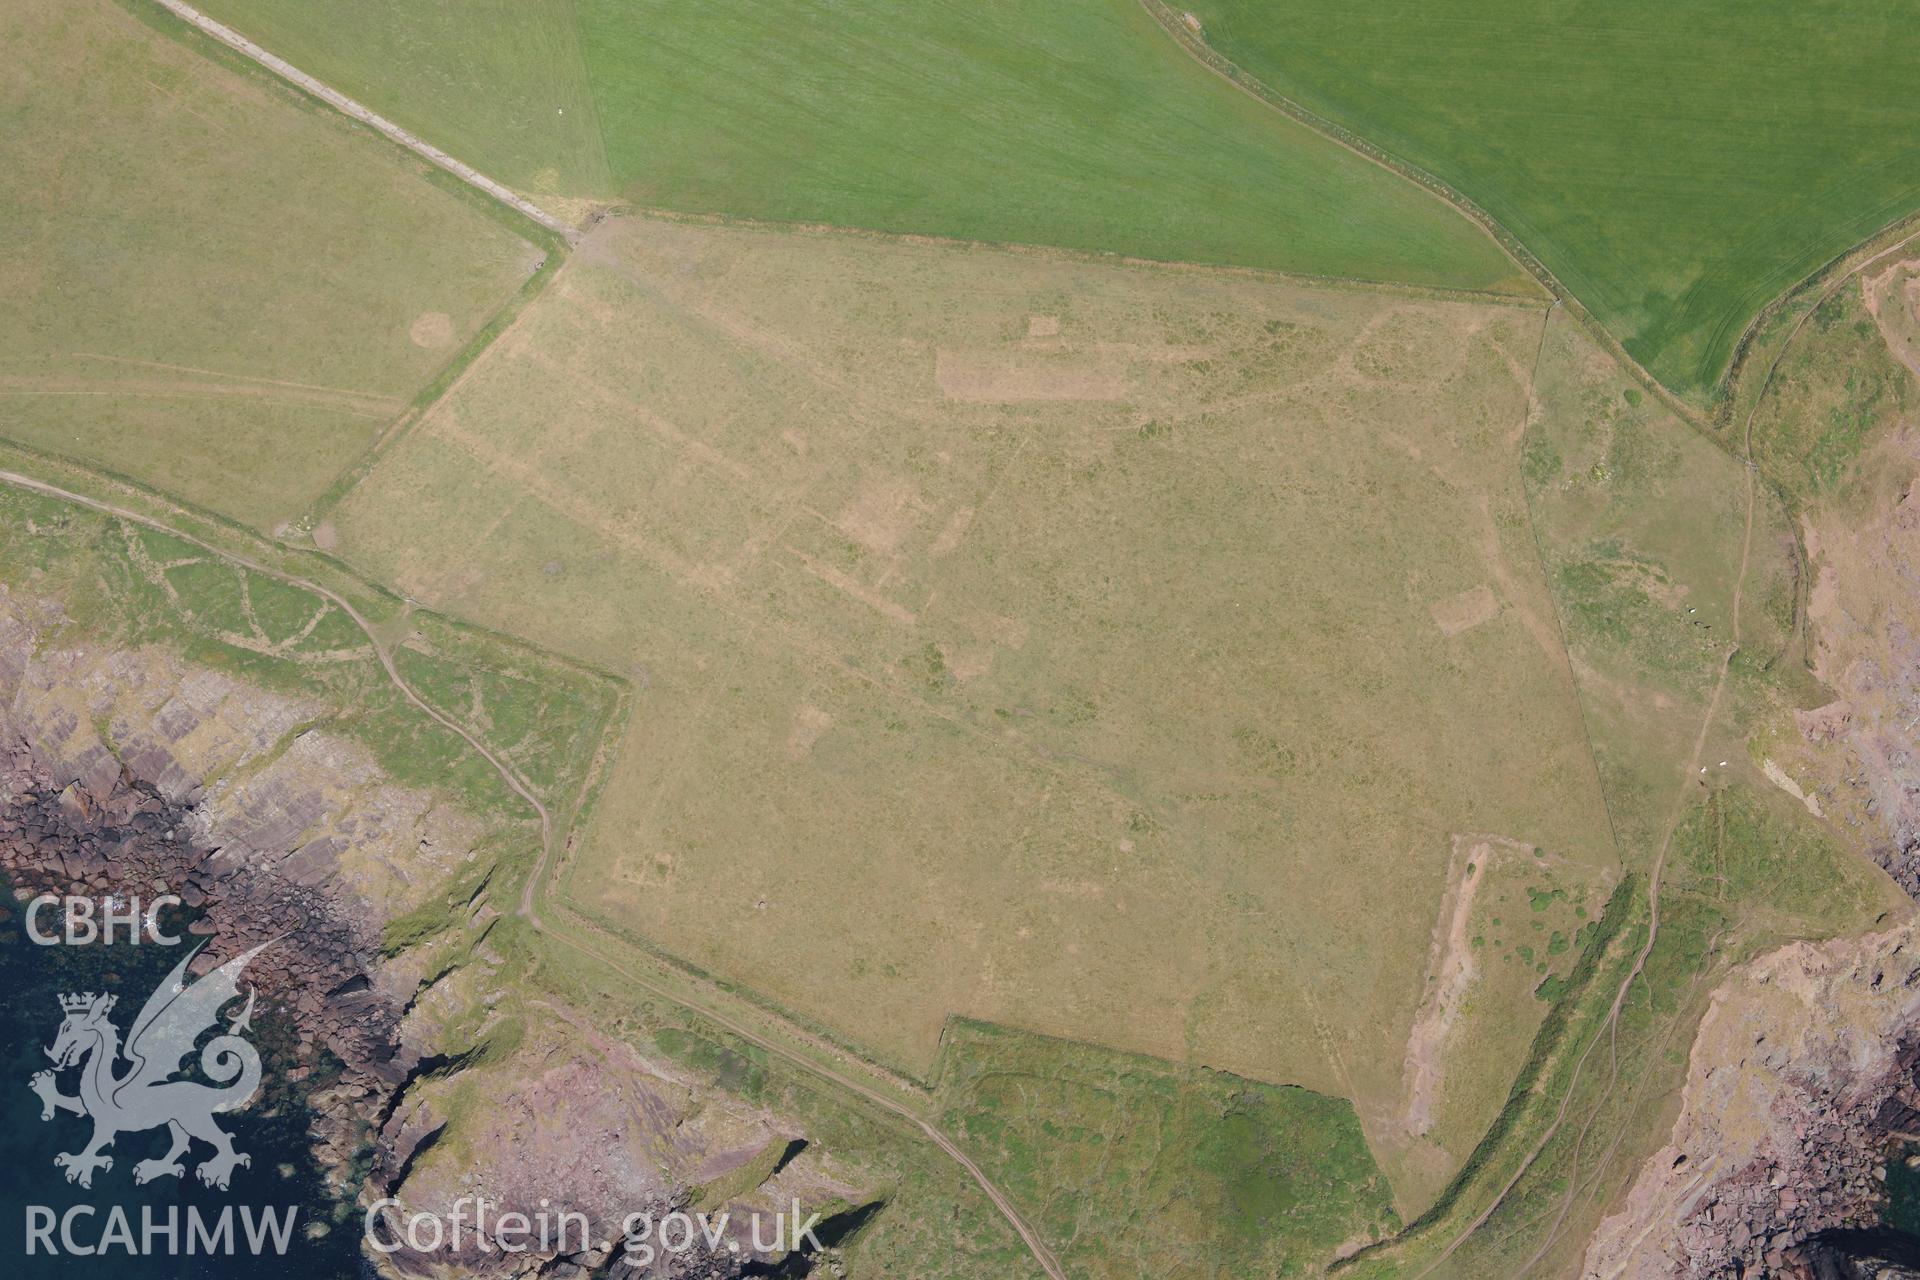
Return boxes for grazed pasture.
[1338,303,1904,1280]
[0,0,541,529]
[934,1019,1399,1275]
[328,217,1615,1208]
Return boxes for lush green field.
[193,0,611,199]
[1183,0,1920,398]
[573,0,1524,290]
[934,1020,1399,1277]
[193,0,1526,292]
[533,938,1054,1280]
[0,0,541,530]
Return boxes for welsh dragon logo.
[29,940,271,1190]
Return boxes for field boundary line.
[554,891,933,1096]
[1714,208,1920,419]
[1338,223,1909,1280]
[1508,302,1628,877]
[1138,1,1526,280]
[1428,200,1919,1280]
[1400,290,1763,1279]
[537,909,1067,1279]
[617,202,1546,307]
[1504,215,1920,1279]
[1329,304,1640,1276]
[148,0,579,244]
[0,461,1067,1280]
[1138,0,1702,427]
[299,234,569,530]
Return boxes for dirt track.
[151,0,578,244]
[1414,309,1758,1280]
[31,10,1060,1269]
[0,465,1066,1280]
[1469,225,1920,1280]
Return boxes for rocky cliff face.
[1583,923,1920,1278]
[0,586,450,1192]
[1587,272,1920,1279]
[0,742,412,1182]
[1791,453,1920,900]
[371,1010,874,1279]
[0,588,487,928]
[0,588,875,1278]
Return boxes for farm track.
[1139,0,1709,432]
[1413,247,1759,1280]
[0,465,1067,1280]
[1438,225,1920,1280]
[1400,338,1751,1279]
[150,0,579,244]
[1498,224,1920,1278]
[84,6,1920,1275]
[59,7,1064,1271]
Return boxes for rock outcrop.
[1584,924,1920,1278]
[0,586,877,1277]
[1592,289,1920,1279]
[0,742,412,1182]
[1785,413,1920,899]
[0,584,493,1191]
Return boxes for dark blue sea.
[0,882,373,1278]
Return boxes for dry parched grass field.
[10,2,1911,1266]
[0,0,541,530]
[330,217,1616,1205]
